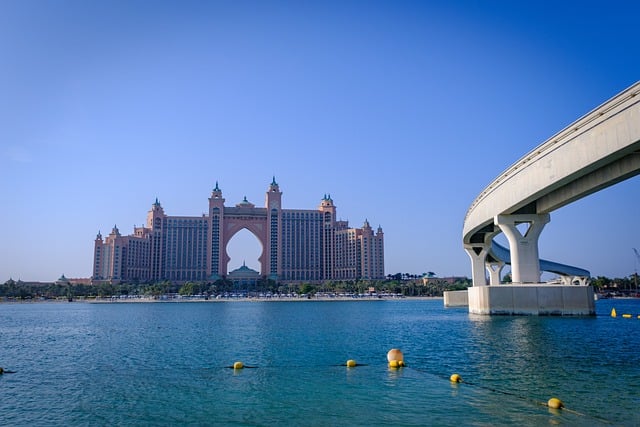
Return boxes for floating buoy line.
[221,347,614,425]
[3,341,617,425]
[610,307,640,318]
[407,365,613,424]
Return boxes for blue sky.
[1,0,638,282]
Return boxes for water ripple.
[0,299,638,426]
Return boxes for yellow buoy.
[547,397,564,409]
[387,349,404,363]
[233,361,244,370]
[450,373,462,383]
[611,308,617,317]
[346,359,357,367]
[388,360,400,368]
[623,314,632,318]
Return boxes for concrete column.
[560,276,572,286]
[464,244,489,286]
[561,276,589,286]
[495,213,550,284]
[487,260,505,285]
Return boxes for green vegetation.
[590,274,639,296]
[0,275,470,300]
[2,273,637,300]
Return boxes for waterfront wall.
[443,290,469,307]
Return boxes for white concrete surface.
[443,290,469,307]
[467,285,595,315]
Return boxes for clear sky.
[1,0,639,283]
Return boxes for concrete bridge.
[457,81,640,314]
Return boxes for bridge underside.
[538,148,640,212]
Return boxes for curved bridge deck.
[463,81,640,282]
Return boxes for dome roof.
[236,196,255,208]
[228,262,260,278]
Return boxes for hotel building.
[93,178,384,284]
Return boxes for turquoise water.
[1,299,639,426]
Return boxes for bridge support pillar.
[464,244,489,286]
[487,260,505,285]
[495,213,550,284]
[559,276,590,286]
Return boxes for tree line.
[3,274,636,300]
[590,275,640,296]
[0,275,470,300]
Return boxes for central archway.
[226,228,262,272]
[222,218,267,276]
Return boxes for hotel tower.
[93,178,384,284]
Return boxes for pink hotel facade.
[93,178,385,284]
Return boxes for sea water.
[1,299,639,426]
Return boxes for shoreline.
[1,295,444,304]
[3,295,638,304]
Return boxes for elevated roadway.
[463,82,640,286]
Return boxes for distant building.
[4,276,91,287]
[67,277,92,286]
[228,262,260,288]
[55,274,70,286]
[93,178,384,284]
